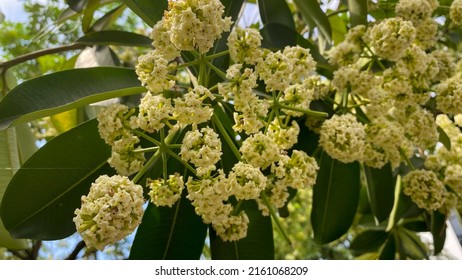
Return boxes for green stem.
[166,149,197,175]
[274,102,328,118]
[399,147,415,171]
[133,149,162,183]
[212,114,242,161]
[132,129,162,146]
[206,50,229,60]
[160,128,169,180]
[206,60,227,80]
[133,147,159,153]
[261,191,293,248]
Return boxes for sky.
[0,0,28,22]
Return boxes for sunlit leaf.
[0,119,112,239]
[347,0,368,27]
[0,67,145,130]
[311,152,360,244]
[437,125,451,150]
[350,230,389,255]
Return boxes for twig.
[66,240,87,260]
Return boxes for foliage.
[1,0,462,260]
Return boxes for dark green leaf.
[350,230,389,255]
[431,210,447,255]
[437,125,451,150]
[0,119,112,239]
[210,201,274,259]
[90,5,126,32]
[363,164,395,222]
[82,0,100,33]
[129,194,207,260]
[77,30,152,47]
[122,0,168,27]
[293,0,332,42]
[379,235,396,259]
[258,0,295,30]
[394,227,429,259]
[347,0,368,27]
[311,152,361,244]
[0,67,145,130]
[260,23,297,50]
[66,0,87,12]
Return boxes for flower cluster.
[76,0,462,249]
[73,175,144,251]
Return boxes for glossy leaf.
[363,164,395,222]
[311,152,361,244]
[350,230,389,255]
[66,0,87,12]
[328,13,347,45]
[437,125,451,150]
[394,227,429,259]
[431,210,447,255]
[261,23,297,50]
[129,195,207,260]
[50,109,78,134]
[379,235,396,260]
[210,201,274,259]
[89,5,126,32]
[77,30,152,47]
[258,0,295,30]
[293,0,332,42]
[0,119,112,239]
[347,0,368,27]
[122,0,167,27]
[0,67,145,130]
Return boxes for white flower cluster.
[403,170,447,211]
[148,174,184,207]
[73,175,144,251]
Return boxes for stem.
[399,147,415,171]
[206,50,229,60]
[274,102,328,118]
[132,149,162,183]
[206,60,227,80]
[261,191,293,248]
[166,149,197,175]
[212,114,242,161]
[160,128,169,180]
[132,129,162,146]
[133,147,159,153]
[0,43,86,71]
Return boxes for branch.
[0,43,86,72]
[66,240,87,260]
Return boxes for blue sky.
[0,0,27,22]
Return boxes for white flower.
[108,134,145,176]
[173,85,215,126]
[319,114,366,163]
[180,126,222,176]
[228,162,267,200]
[73,175,144,251]
[137,92,173,133]
[135,50,176,94]
[240,132,280,169]
[450,0,462,26]
[227,27,263,65]
[148,174,184,207]
[97,104,132,145]
[403,170,447,211]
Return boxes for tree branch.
[0,43,86,72]
[65,240,87,260]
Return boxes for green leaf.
[293,0,332,42]
[431,210,447,255]
[350,230,389,255]
[379,235,396,259]
[258,0,295,30]
[89,5,126,32]
[0,119,112,239]
[66,0,87,13]
[129,195,207,260]
[328,13,347,45]
[363,163,395,222]
[260,23,297,50]
[122,0,168,27]
[210,201,274,259]
[347,0,368,27]
[82,0,100,33]
[437,125,451,150]
[0,67,145,130]
[311,152,361,244]
[76,30,152,47]
[0,128,28,249]
[394,226,429,259]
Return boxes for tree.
[1,0,462,260]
